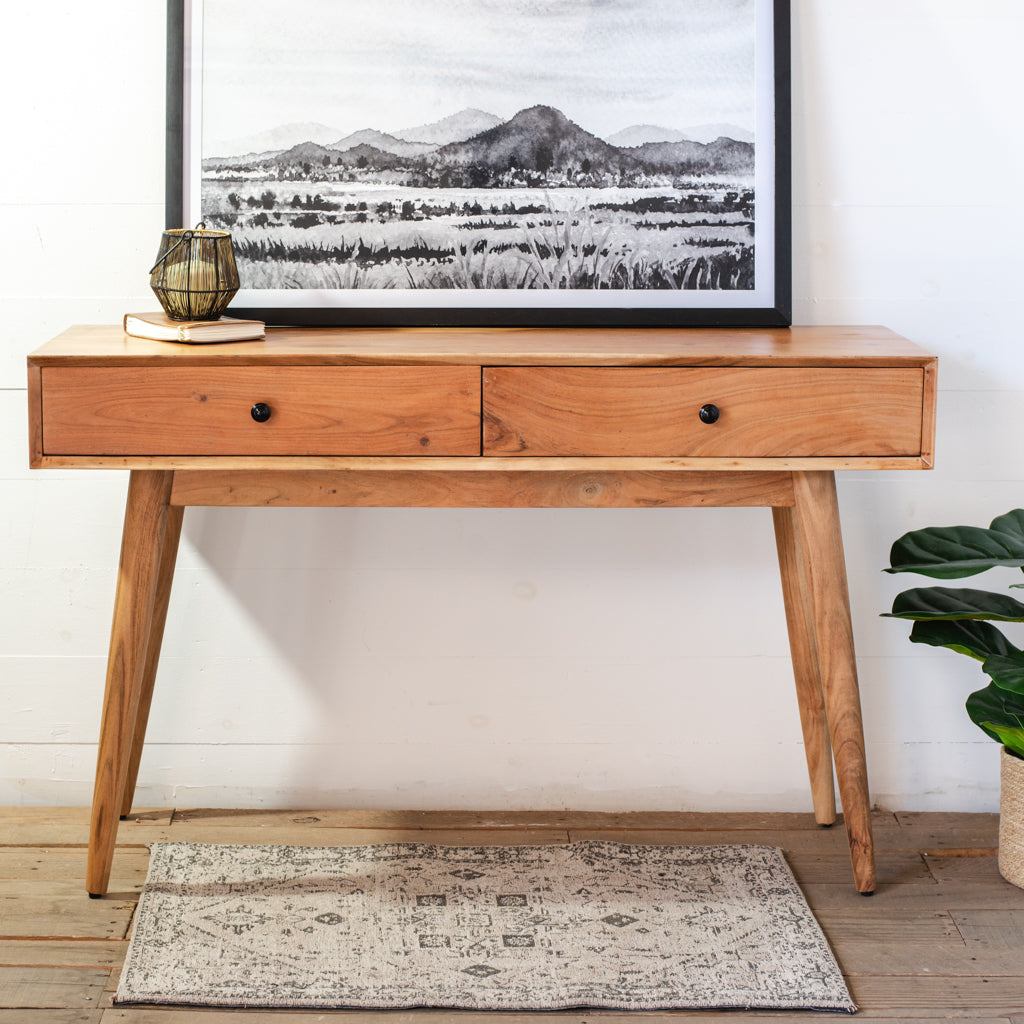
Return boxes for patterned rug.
[116,841,854,1012]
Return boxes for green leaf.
[886,515,1024,578]
[981,724,1024,759]
[983,652,1024,695]
[966,683,1024,747]
[990,509,1024,539]
[907,619,1020,661]
[884,587,1024,622]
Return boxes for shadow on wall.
[173,503,789,805]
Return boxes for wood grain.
[0,847,150,885]
[483,366,926,457]
[0,807,168,826]
[0,898,134,940]
[26,359,43,468]
[0,967,108,1009]
[848,975,1024,1012]
[0,880,141,899]
[33,453,937,471]
[40,366,481,457]
[27,323,939,367]
[785,851,928,884]
[814,909,960,944]
[921,359,939,467]
[789,471,875,893]
[926,853,1006,881]
[168,469,797,508]
[120,505,184,818]
[804,878,1024,912]
[895,815,1000,850]
[952,909,1024,950]
[86,826,574,848]
[839,940,1024,977]
[0,1012,102,1024]
[0,815,169,850]
[773,505,836,825]
[897,810,1000,831]
[165,807,866,830]
[86,471,175,897]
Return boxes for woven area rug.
[116,841,854,1012]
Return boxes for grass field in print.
[201,179,755,290]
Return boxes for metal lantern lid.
[150,223,239,321]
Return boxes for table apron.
[167,468,799,508]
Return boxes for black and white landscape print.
[190,0,773,303]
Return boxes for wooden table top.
[29,324,936,368]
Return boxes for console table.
[27,325,937,896]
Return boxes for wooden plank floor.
[1,807,1022,1022]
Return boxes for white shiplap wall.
[3,1,1022,811]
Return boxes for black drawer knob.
[250,402,272,423]
[698,403,720,425]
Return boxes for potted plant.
[884,509,1024,887]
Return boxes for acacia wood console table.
[27,325,937,896]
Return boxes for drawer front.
[483,366,926,457]
[41,366,481,456]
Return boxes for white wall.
[3,1,1021,812]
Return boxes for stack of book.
[123,312,265,344]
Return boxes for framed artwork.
[167,0,790,327]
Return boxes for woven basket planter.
[999,746,1024,888]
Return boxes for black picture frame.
[167,1,790,328]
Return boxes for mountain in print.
[272,141,341,165]
[273,140,404,170]
[606,123,754,147]
[628,137,754,175]
[605,124,693,147]
[680,122,754,144]
[330,129,435,158]
[202,105,755,185]
[434,105,637,173]
[391,108,502,146]
[332,144,403,169]
[206,121,342,158]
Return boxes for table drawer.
[483,366,926,457]
[41,366,481,456]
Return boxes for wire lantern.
[150,223,239,321]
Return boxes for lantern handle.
[149,222,207,274]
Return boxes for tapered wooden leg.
[790,471,876,893]
[119,503,184,818]
[86,471,175,896]
[773,505,837,826]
